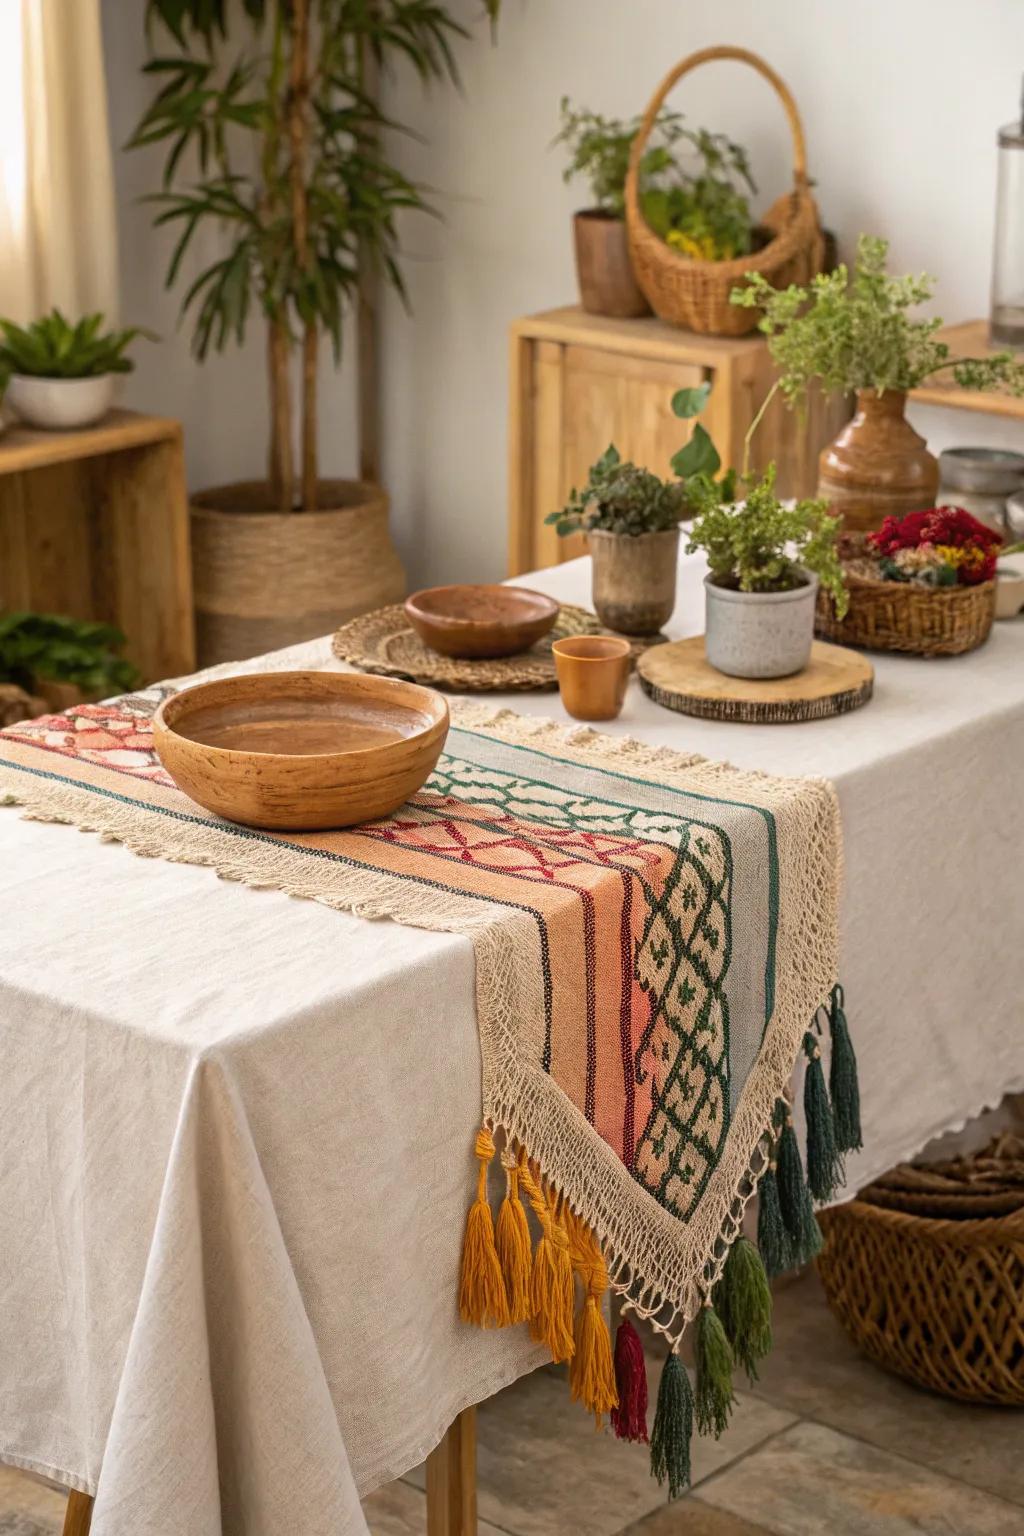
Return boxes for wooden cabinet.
[0,410,194,682]
[508,306,851,575]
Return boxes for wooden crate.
[0,410,194,682]
[508,306,851,575]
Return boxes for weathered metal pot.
[588,528,679,634]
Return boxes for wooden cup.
[552,635,632,721]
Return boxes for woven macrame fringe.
[457,986,860,1495]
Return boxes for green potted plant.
[0,610,140,724]
[686,466,847,678]
[0,311,147,431]
[545,383,725,632]
[132,0,497,665]
[733,235,1024,531]
[554,99,681,318]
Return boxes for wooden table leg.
[62,1491,93,1536]
[425,1406,477,1536]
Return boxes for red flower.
[869,506,1002,556]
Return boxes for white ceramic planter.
[6,373,115,430]
[704,572,818,679]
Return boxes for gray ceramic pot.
[704,572,818,679]
[588,528,679,635]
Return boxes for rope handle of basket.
[624,46,810,231]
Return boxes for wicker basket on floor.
[815,536,996,657]
[624,47,823,335]
[817,1193,1024,1406]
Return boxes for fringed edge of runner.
[458,984,861,1501]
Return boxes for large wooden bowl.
[404,584,559,658]
[153,670,449,830]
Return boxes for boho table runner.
[0,687,859,1498]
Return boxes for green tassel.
[803,1031,843,1203]
[757,1161,791,1278]
[649,1352,693,1500]
[694,1303,735,1439]
[776,1111,823,1267]
[828,986,862,1154]
[714,1236,772,1383]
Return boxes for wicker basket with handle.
[625,46,824,336]
[817,1198,1024,1405]
[815,534,996,656]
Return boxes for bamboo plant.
[132,0,499,512]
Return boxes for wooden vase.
[190,479,406,666]
[818,389,938,533]
[588,527,679,634]
[573,212,651,319]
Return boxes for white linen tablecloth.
[1,548,1022,1536]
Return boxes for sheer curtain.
[0,0,118,323]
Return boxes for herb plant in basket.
[687,465,846,679]
[733,235,1024,531]
[546,382,727,634]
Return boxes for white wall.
[102,0,1024,588]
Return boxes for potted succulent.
[132,0,498,665]
[0,311,147,431]
[554,101,755,319]
[687,465,847,679]
[733,236,1024,531]
[545,383,725,632]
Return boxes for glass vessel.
[991,95,1024,347]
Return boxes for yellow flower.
[935,543,985,572]
[665,229,716,260]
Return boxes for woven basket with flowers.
[815,507,1004,657]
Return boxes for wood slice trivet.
[333,603,660,693]
[638,637,874,724]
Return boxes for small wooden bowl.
[153,670,449,830]
[404,584,559,658]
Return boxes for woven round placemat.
[332,603,656,692]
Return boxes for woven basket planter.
[817,1199,1024,1405]
[815,538,996,657]
[191,479,406,667]
[624,47,823,336]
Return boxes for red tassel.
[610,1317,649,1443]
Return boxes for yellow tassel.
[564,1206,618,1426]
[459,1125,510,1328]
[518,1158,575,1362]
[496,1150,533,1324]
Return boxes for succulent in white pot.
[0,310,148,430]
[687,465,848,679]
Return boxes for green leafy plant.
[553,98,688,219]
[0,311,148,379]
[641,128,756,262]
[554,99,755,259]
[732,234,1024,403]
[686,465,848,617]
[545,445,689,538]
[546,382,733,538]
[132,0,500,511]
[0,612,140,696]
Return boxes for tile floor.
[4,1271,1023,1536]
